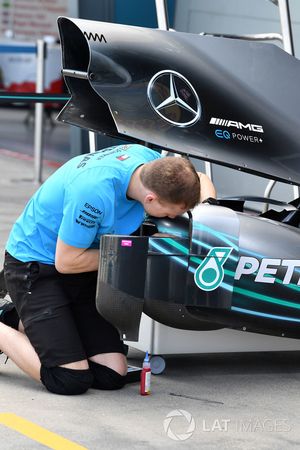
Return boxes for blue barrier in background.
[0,45,36,54]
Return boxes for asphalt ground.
[0,107,70,164]
[1,152,300,450]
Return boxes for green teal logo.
[194,247,232,291]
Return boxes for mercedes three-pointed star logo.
[147,70,201,127]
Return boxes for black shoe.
[0,269,7,299]
[0,299,14,324]
[0,299,14,360]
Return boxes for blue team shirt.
[6,144,161,264]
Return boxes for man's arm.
[55,237,99,273]
[197,172,217,202]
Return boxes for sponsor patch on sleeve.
[117,154,130,161]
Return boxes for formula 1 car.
[57,17,300,342]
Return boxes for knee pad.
[89,361,126,390]
[40,365,94,395]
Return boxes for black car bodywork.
[57,17,300,342]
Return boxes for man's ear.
[144,192,157,204]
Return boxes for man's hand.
[197,172,217,202]
[55,237,99,274]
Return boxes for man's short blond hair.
[140,157,200,209]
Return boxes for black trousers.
[4,252,125,368]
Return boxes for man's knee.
[89,361,126,390]
[40,365,94,395]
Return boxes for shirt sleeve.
[58,181,105,248]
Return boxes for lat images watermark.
[201,417,292,433]
[163,411,292,440]
[163,409,196,441]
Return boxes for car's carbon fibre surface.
[58,16,300,185]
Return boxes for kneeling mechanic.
[1,143,216,395]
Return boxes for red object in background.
[5,78,65,109]
[7,78,63,93]
[7,81,36,92]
